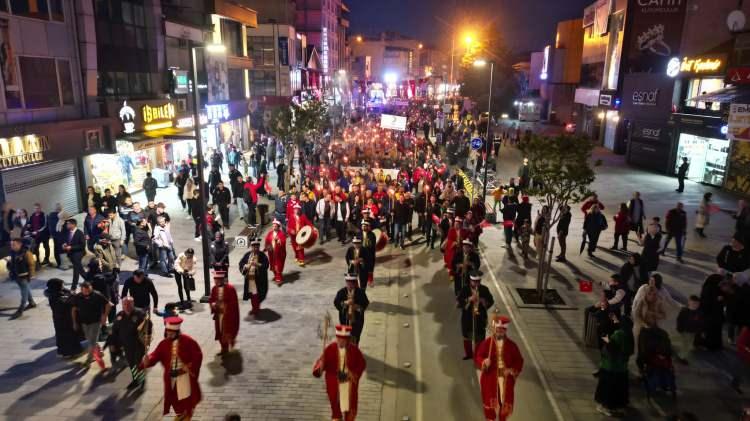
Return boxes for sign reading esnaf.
[728,103,750,142]
[380,114,407,131]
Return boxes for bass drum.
[373,228,389,252]
[296,225,319,248]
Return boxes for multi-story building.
[0,1,116,213]
[296,0,345,86]
[543,19,583,125]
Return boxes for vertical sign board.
[623,0,688,73]
[729,103,750,142]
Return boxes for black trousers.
[677,176,685,192]
[174,273,193,303]
[335,220,347,242]
[558,233,567,258]
[218,205,230,228]
[69,252,84,290]
[33,235,50,263]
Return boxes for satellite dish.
[728,10,746,32]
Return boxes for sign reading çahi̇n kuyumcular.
[624,0,688,73]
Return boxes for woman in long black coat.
[639,224,662,284]
[45,278,83,357]
[700,274,726,350]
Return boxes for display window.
[685,78,724,110]
[674,133,729,186]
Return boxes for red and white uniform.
[313,326,367,421]
[209,281,240,353]
[265,223,287,283]
[474,335,524,421]
[287,211,312,264]
[140,318,203,418]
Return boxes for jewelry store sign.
[0,134,49,169]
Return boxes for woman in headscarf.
[45,278,83,357]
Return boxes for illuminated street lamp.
[473,58,495,204]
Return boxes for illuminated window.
[686,77,723,111]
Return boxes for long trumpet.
[347,289,356,324]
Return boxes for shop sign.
[599,92,613,106]
[119,101,137,134]
[142,103,176,128]
[205,103,230,123]
[728,103,750,142]
[635,126,662,140]
[0,134,49,169]
[175,114,209,129]
[666,55,726,77]
[624,0,688,73]
[173,70,189,95]
[632,88,659,106]
[726,66,750,84]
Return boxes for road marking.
[406,245,424,421]
[481,249,566,421]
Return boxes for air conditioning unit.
[177,99,187,111]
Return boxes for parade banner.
[380,114,407,131]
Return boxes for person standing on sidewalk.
[139,316,203,420]
[316,193,335,243]
[628,191,646,241]
[121,270,159,312]
[556,205,571,263]
[107,297,151,389]
[133,218,151,272]
[228,165,245,221]
[48,204,64,268]
[594,311,634,417]
[28,203,50,267]
[153,216,175,277]
[106,209,126,262]
[660,202,687,263]
[62,219,86,291]
[142,172,158,203]
[242,175,265,226]
[174,248,197,310]
[458,271,494,360]
[209,272,240,356]
[7,238,37,319]
[695,192,714,238]
[72,281,111,369]
[84,206,105,252]
[676,157,689,193]
[583,205,608,257]
[175,170,188,211]
[474,314,524,421]
[44,278,83,357]
[313,324,366,421]
[212,181,232,230]
[612,203,631,251]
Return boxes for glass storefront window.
[674,133,729,186]
[686,78,724,110]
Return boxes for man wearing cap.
[313,324,367,421]
[360,220,377,287]
[346,237,368,290]
[209,273,240,356]
[287,204,313,266]
[443,217,468,280]
[264,219,287,284]
[108,296,152,389]
[457,271,495,360]
[334,274,370,345]
[452,239,481,296]
[475,315,524,421]
[239,239,269,316]
[140,316,203,420]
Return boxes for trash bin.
[258,204,270,226]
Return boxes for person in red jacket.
[242,175,266,225]
[265,219,287,284]
[474,314,524,421]
[287,204,313,266]
[139,316,203,420]
[444,217,468,280]
[313,325,367,421]
[612,203,631,251]
[208,272,239,356]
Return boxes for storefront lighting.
[514,101,519,106]
[598,112,606,120]
[144,121,174,131]
[501,113,509,119]
[721,125,729,135]
[205,43,226,54]
[612,115,620,123]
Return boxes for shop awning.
[117,127,196,151]
[687,86,750,104]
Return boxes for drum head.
[296,225,313,244]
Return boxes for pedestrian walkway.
[477,145,746,420]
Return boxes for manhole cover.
[515,288,566,306]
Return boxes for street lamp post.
[188,40,225,302]
[474,59,494,202]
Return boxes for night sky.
[348,0,593,53]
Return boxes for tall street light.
[473,58,494,203]
[188,40,226,302]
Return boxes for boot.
[367,273,374,287]
[250,295,261,315]
[462,339,473,360]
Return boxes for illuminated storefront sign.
[0,134,49,169]
[142,103,176,130]
[176,115,210,129]
[205,103,230,123]
[119,101,136,134]
[666,55,726,77]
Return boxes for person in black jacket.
[393,195,410,249]
[212,181,232,229]
[334,273,370,344]
[515,195,532,242]
[620,253,642,290]
[451,189,470,218]
[501,196,517,247]
[121,270,159,312]
[44,278,83,357]
[426,195,441,249]
[628,192,646,239]
[556,205,572,262]
[132,218,151,272]
[583,205,608,257]
[717,235,750,275]
[660,202,687,263]
[676,157,689,193]
[457,271,495,359]
[62,219,86,290]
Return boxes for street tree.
[518,134,602,299]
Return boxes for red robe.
[474,336,524,421]
[287,213,312,262]
[209,283,240,351]
[443,227,469,274]
[313,342,367,420]
[286,198,300,219]
[140,334,203,416]
[265,229,287,282]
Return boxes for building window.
[19,56,60,108]
[49,0,63,21]
[228,68,244,100]
[10,0,49,20]
[221,19,243,57]
[57,59,74,105]
[249,70,276,96]
[686,78,723,111]
[249,36,275,66]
